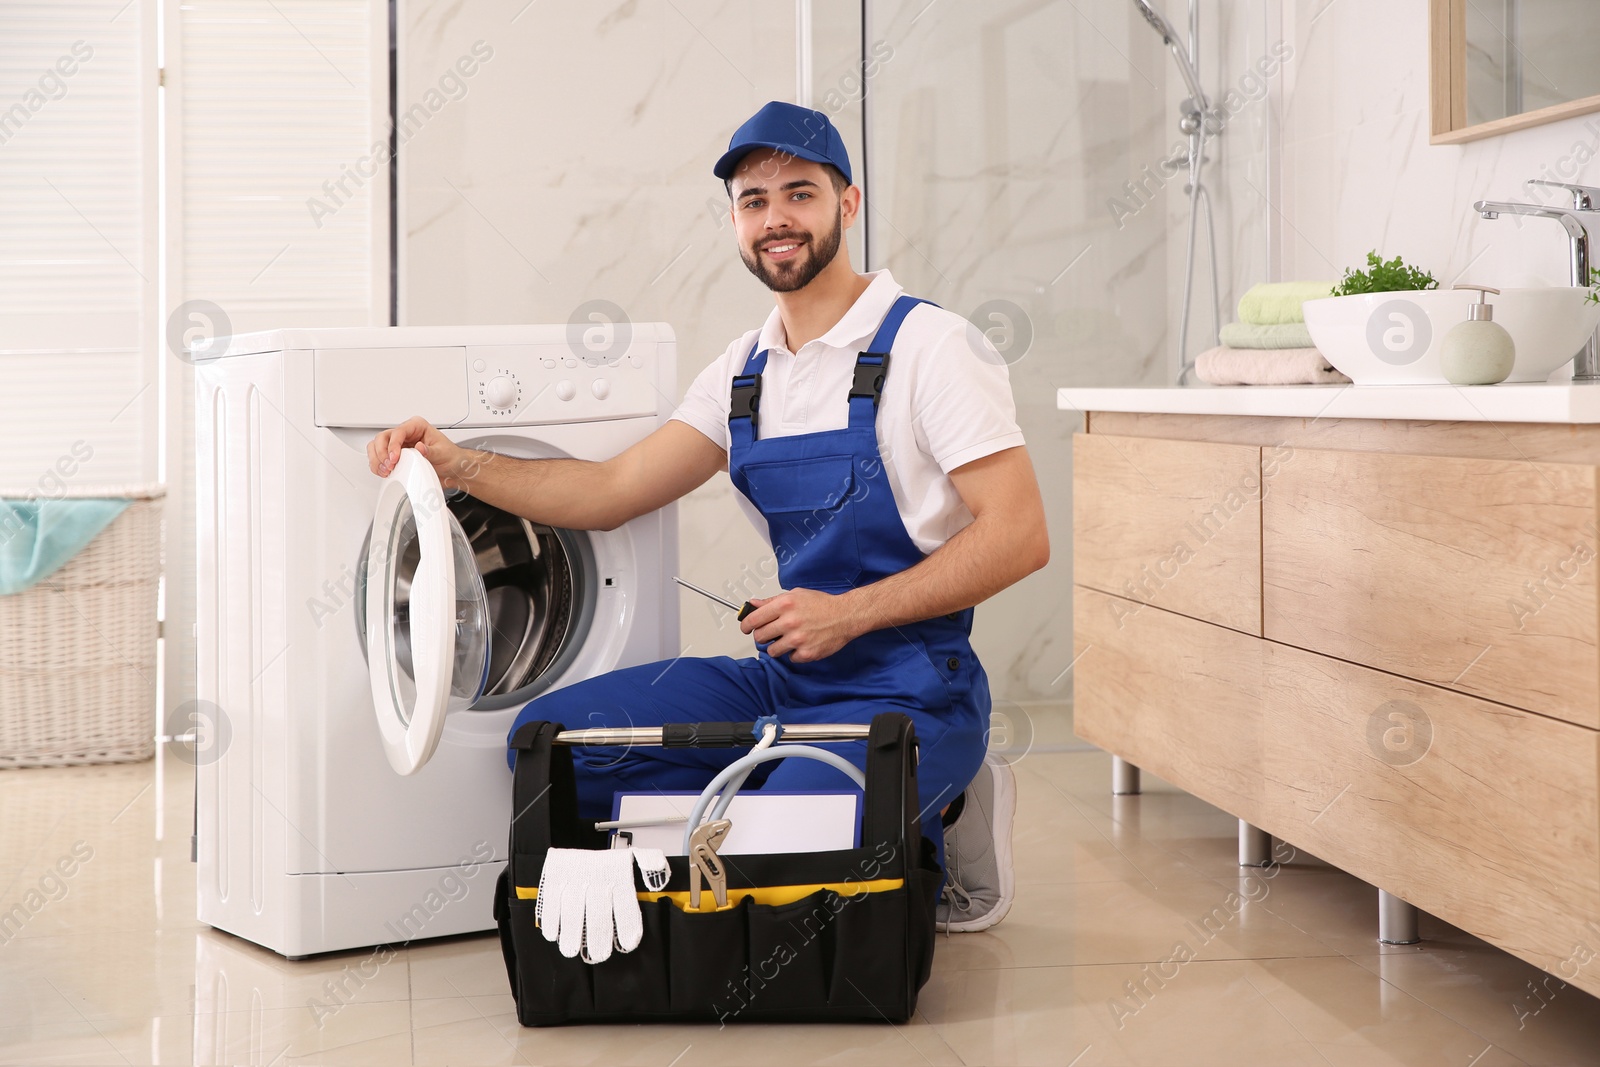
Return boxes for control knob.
[484,374,518,410]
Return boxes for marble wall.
[1280,0,1600,295]
[865,0,1166,714]
[399,0,862,664]
[866,0,1278,714]
[399,0,1286,720]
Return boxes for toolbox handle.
[553,722,872,748]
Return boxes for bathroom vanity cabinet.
[1059,384,1600,1000]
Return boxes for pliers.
[687,819,731,911]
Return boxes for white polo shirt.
[671,270,1025,555]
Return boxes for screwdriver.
[673,576,756,622]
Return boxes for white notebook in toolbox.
[612,792,860,855]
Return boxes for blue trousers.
[510,653,989,865]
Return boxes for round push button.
[591,378,611,400]
[555,380,576,402]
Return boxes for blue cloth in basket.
[0,497,131,595]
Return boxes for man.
[366,101,1048,931]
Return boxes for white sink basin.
[1303,288,1600,385]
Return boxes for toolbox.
[494,712,942,1026]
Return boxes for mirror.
[1430,0,1600,144]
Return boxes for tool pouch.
[494,713,941,1026]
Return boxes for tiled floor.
[3,745,1599,1066]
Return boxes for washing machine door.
[365,450,491,775]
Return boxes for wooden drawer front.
[1073,586,1267,820]
[1263,447,1600,728]
[1262,643,1600,994]
[1074,433,1264,635]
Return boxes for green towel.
[1219,322,1315,350]
[1237,281,1336,325]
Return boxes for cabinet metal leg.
[1239,820,1272,867]
[1111,757,1141,795]
[1378,890,1420,945]
[1110,792,1141,840]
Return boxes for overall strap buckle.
[729,373,763,420]
[850,353,891,406]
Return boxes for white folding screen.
[171,0,386,331]
[164,0,387,715]
[0,2,158,489]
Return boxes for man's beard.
[739,209,844,293]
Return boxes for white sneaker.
[935,754,1016,932]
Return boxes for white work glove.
[536,848,615,962]
[617,847,669,953]
[533,848,568,948]
[535,847,670,964]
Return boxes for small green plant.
[1332,251,1439,297]
[1587,265,1600,305]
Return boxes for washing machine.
[192,324,678,957]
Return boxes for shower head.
[1132,0,1179,44]
[1131,0,1210,112]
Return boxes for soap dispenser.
[1440,284,1516,385]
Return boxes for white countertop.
[1056,383,1600,424]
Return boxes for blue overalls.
[508,295,990,863]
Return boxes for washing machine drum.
[451,496,579,698]
[361,451,584,775]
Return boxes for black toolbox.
[494,712,941,1026]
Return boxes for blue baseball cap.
[713,101,852,186]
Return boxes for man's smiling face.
[728,148,857,293]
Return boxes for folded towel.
[1237,281,1336,325]
[0,497,131,596]
[1218,321,1315,350]
[1195,346,1351,386]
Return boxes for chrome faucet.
[1473,197,1597,380]
[1527,179,1600,211]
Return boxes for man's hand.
[366,416,482,489]
[740,588,865,663]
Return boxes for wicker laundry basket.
[0,484,165,768]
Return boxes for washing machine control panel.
[463,342,661,425]
[309,327,672,428]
